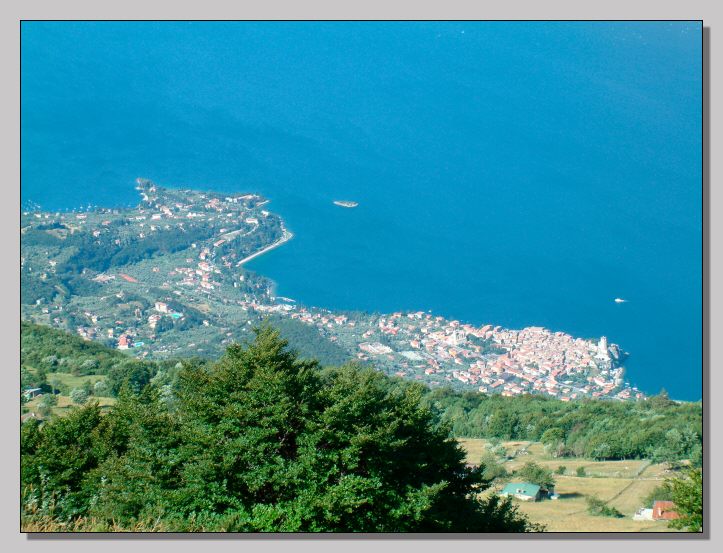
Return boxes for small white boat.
[614,298,627,303]
[333,200,359,208]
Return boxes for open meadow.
[24,371,117,418]
[458,438,678,533]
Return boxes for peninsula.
[21,180,642,401]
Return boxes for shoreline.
[22,183,661,400]
[237,227,294,266]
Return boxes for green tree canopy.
[22,325,539,533]
[514,461,555,491]
[69,388,89,405]
[667,468,703,532]
[478,452,508,482]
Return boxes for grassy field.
[458,438,677,533]
[23,367,117,418]
[47,372,107,391]
[25,390,117,418]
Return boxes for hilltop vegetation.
[21,320,126,374]
[21,326,539,532]
[21,321,171,401]
[422,388,702,465]
[20,322,703,532]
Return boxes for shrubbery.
[666,468,703,532]
[586,495,623,518]
[21,322,125,377]
[69,388,89,405]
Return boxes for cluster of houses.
[280,307,642,400]
[23,180,281,345]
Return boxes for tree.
[48,377,63,396]
[106,361,156,396]
[79,359,99,375]
[70,388,89,405]
[22,325,541,533]
[93,380,108,397]
[643,483,673,508]
[479,452,508,482]
[514,462,555,491]
[555,465,567,475]
[647,389,676,410]
[154,317,174,334]
[649,428,687,466]
[485,438,508,459]
[540,427,566,458]
[690,443,703,469]
[42,355,59,370]
[38,393,58,409]
[21,402,105,519]
[487,410,519,439]
[576,466,586,477]
[667,468,703,532]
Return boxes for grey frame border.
[3,6,711,541]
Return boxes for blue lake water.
[21,21,703,400]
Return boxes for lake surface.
[21,22,703,400]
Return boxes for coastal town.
[21,180,643,401]
[249,303,641,401]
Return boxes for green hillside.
[20,321,702,532]
[21,324,539,532]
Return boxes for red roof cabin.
[652,501,680,521]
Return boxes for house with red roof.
[652,501,680,521]
[117,334,132,350]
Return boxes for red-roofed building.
[117,334,132,350]
[118,335,128,348]
[652,501,680,521]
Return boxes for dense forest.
[267,315,353,367]
[57,223,218,276]
[421,388,702,464]
[21,325,539,532]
